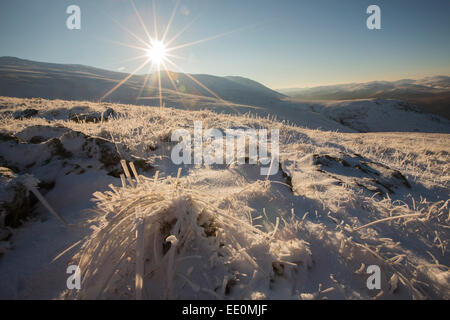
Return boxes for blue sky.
[0,0,449,88]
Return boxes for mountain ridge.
[280,76,450,119]
[0,56,282,107]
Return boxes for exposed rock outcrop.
[0,167,31,229]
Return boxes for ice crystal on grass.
[65,163,312,299]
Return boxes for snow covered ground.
[308,99,450,133]
[0,96,448,299]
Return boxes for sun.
[100,0,244,106]
[146,40,167,66]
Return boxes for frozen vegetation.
[0,96,449,299]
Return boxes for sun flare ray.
[136,64,154,101]
[167,23,259,52]
[161,62,191,110]
[110,54,150,67]
[163,58,225,103]
[162,0,182,43]
[97,37,149,52]
[104,11,150,49]
[101,0,252,110]
[100,59,150,102]
[152,0,159,41]
[165,16,200,47]
[130,0,153,43]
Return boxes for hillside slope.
[1,57,449,133]
[0,97,448,300]
[304,98,450,133]
[0,57,282,108]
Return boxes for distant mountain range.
[0,57,449,133]
[279,76,450,119]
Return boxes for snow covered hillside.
[301,99,450,133]
[280,76,450,120]
[0,96,449,300]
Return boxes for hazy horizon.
[2,55,449,92]
[275,74,450,90]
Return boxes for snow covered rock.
[0,134,72,170]
[13,108,38,120]
[15,125,70,143]
[68,108,116,123]
[1,126,127,177]
[282,152,411,197]
[103,108,116,119]
[60,130,122,176]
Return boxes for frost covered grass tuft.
[64,162,312,300]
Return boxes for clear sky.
[0,0,449,89]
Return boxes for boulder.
[13,109,39,119]
[68,108,116,123]
[282,152,411,197]
[60,130,122,176]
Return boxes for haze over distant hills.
[0,56,283,108]
[1,57,449,133]
[279,76,450,119]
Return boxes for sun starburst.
[146,40,168,66]
[99,0,254,111]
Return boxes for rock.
[0,134,72,170]
[2,126,125,176]
[102,108,116,119]
[282,152,411,197]
[131,158,153,173]
[60,130,122,177]
[29,136,46,144]
[310,153,411,194]
[68,113,102,123]
[0,167,31,228]
[46,138,73,159]
[68,108,116,123]
[13,109,39,119]
[15,125,70,143]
